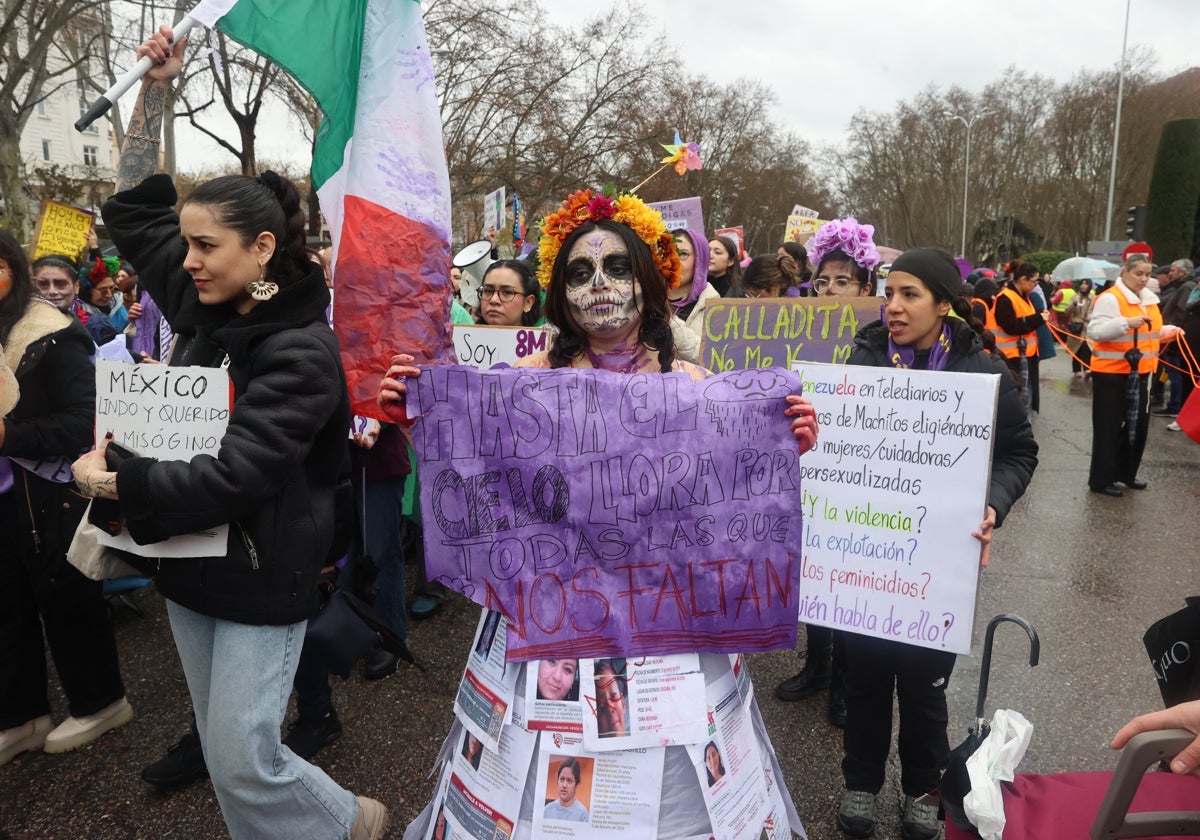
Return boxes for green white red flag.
[190,0,454,418]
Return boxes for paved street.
[2,352,1197,839]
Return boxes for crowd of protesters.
[1,27,1198,840]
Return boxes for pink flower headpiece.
[807,217,880,272]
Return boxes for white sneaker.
[43,697,134,754]
[0,715,52,766]
[1167,421,1182,432]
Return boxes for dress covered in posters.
[403,611,806,840]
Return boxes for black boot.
[141,730,208,788]
[775,646,833,701]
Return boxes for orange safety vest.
[993,288,1038,359]
[972,297,999,333]
[1089,287,1162,375]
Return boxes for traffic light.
[1126,205,1147,241]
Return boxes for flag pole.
[75,16,198,132]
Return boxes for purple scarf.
[670,228,710,310]
[884,305,953,371]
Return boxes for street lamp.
[948,110,991,259]
[1103,0,1133,241]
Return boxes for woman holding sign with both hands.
[380,187,819,838]
[70,26,387,840]
[833,249,1037,840]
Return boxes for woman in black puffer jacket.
[70,25,386,840]
[834,249,1038,840]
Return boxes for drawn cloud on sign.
[703,370,791,439]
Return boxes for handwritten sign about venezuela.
[701,298,880,372]
[409,365,805,662]
[792,363,998,654]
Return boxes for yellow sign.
[785,214,827,245]
[30,200,93,261]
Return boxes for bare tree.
[175,29,282,175]
[0,0,109,238]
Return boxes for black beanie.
[889,249,963,303]
[973,277,999,300]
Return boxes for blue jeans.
[166,601,357,839]
[342,477,408,641]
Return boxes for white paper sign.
[688,668,773,840]
[452,324,552,369]
[531,731,665,838]
[580,655,707,751]
[791,362,998,654]
[791,204,818,219]
[94,359,232,558]
[454,611,520,751]
[483,186,506,234]
[524,658,584,734]
[430,718,537,840]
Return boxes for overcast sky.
[544,0,1192,144]
[158,0,1193,171]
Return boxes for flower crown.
[536,188,681,290]
[807,217,880,273]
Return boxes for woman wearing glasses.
[809,219,879,299]
[993,260,1051,414]
[476,260,543,328]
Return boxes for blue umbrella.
[1125,328,1143,445]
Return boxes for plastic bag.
[962,708,1033,840]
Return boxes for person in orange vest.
[970,276,999,333]
[993,261,1051,413]
[1085,254,1183,496]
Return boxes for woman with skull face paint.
[379,189,818,839]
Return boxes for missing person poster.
[454,611,520,751]
[428,718,537,840]
[579,655,707,752]
[523,658,584,734]
[531,731,665,838]
[687,669,774,840]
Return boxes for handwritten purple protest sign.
[409,365,804,662]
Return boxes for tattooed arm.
[115,24,188,193]
[72,446,120,500]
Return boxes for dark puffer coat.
[848,318,1038,527]
[102,175,351,625]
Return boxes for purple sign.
[647,196,704,235]
[409,365,804,662]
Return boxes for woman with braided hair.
[70,25,387,840]
[834,248,1037,840]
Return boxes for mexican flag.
[190,0,454,418]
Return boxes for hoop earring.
[246,263,279,301]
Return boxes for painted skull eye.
[602,254,633,280]
[565,258,595,288]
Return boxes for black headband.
[889,249,962,302]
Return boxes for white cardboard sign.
[452,324,552,369]
[791,362,998,654]
[94,360,232,558]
